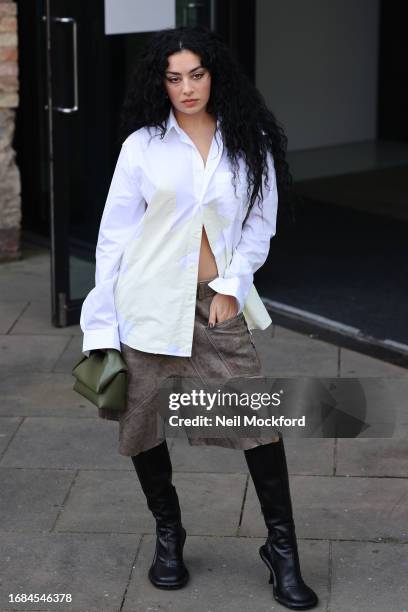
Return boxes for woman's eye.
[166,72,205,84]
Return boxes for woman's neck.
[173,107,215,134]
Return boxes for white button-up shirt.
[80,107,278,357]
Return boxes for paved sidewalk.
[0,246,407,612]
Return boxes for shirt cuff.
[82,326,121,357]
[207,276,247,315]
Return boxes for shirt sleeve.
[208,151,278,314]
[80,138,145,356]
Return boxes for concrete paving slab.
[283,438,335,475]
[0,372,95,418]
[241,475,408,541]
[0,270,51,303]
[391,379,408,424]
[171,472,247,536]
[0,301,28,333]
[55,469,155,535]
[0,468,75,532]
[169,437,249,473]
[169,437,336,476]
[0,417,22,455]
[9,301,81,336]
[54,470,248,538]
[273,325,318,341]
[52,336,85,373]
[336,424,408,477]
[0,417,131,470]
[0,250,49,274]
[250,325,274,353]
[123,535,329,612]
[340,347,408,376]
[0,532,140,612]
[0,273,51,301]
[0,335,71,374]
[0,255,51,302]
[356,376,408,429]
[254,335,338,377]
[330,540,408,612]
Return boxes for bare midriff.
[197,225,218,282]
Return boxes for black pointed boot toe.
[244,435,318,610]
[131,440,190,590]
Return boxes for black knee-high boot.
[244,436,318,610]
[131,440,189,589]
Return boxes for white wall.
[104,0,175,35]
[256,0,380,151]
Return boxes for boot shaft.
[131,441,182,525]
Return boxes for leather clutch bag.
[71,348,128,420]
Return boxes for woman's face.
[164,49,211,116]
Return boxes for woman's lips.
[182,99,198,106]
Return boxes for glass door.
[40,0,227,326]
[42,0,149,325]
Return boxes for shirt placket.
[176,127,223,354]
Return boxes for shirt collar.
[163,106,221,141]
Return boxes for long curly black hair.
[118,25,296,225]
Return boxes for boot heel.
[260,545,276,586]
[245,441,319,609]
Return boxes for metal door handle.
[43,15,79,113]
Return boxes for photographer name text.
[168,415,305,427]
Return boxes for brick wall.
[0,0,20,261]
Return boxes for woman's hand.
[208,294,239,327]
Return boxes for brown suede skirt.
[117,279,279,456]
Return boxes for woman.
[80,25,318,610]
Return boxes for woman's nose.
[182,79,194,95]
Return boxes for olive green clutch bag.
[71,349,128,420]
